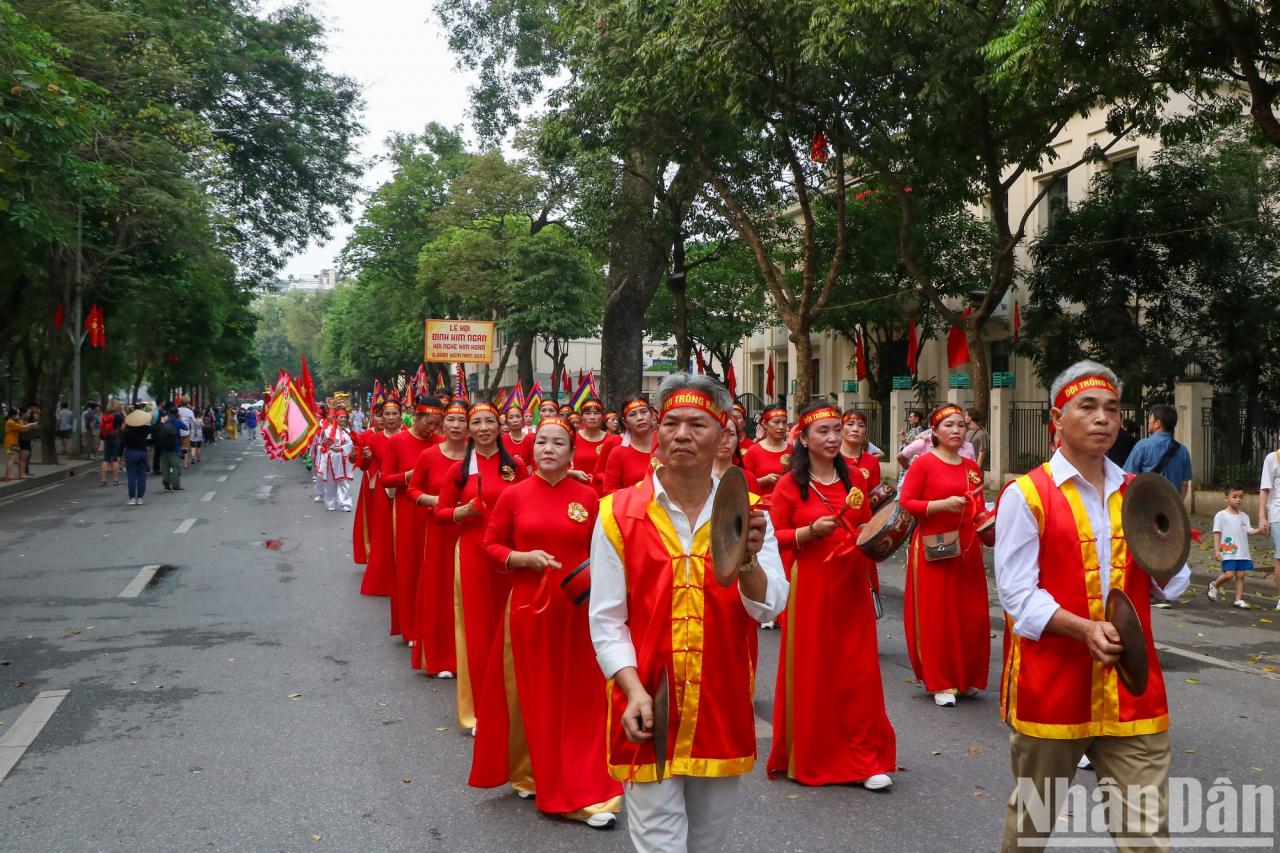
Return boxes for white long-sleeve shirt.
[995,450,1190,642]
[588,471,789,680]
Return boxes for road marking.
[200,491,215,502]
[255,485,273,500]
[118,565,161,598]
[0,690,70,783]
[174,518,197,535]
[1157,643,1280,683]
[226,464,237,471]
[217,475,228,483]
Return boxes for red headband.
[659,389,727,426]
[622,399,649,418]
[469,403,498,419]
[761,407,787,423]
[581,401,603,412]
[800,406,841,429]
[1053,375,1118,411]
[841,411,866,425]
[444,402,468,417]
[415,404,444,416]
[536,416,573,437]
[930,405,965,428]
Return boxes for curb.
[0,460,99,500]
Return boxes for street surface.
[0,438,1277,852]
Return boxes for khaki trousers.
[1002,728,1170,853]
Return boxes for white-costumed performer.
[318,411,355,511]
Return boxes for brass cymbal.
[1121,473,1190,582]
[710,466,750,588]
[1105,588,1148,696]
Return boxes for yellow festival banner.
[424,319,495,364]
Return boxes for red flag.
[1013,301,1021,342]
[855,328,867,381]
[299,354,316,414]
[946,308,972,370]
[694,348,706,375]
[810,129,829,163]
[54,304,65,333]
[765,356,775,398]
[85,303,105,348]
[455,363,470,402]
[906,317,919,377]
[726,362,738,398]
[561,367,571,398]
[577,367,583,387]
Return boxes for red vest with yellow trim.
[998,463,1170,739]
[599,477,759,782]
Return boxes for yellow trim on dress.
[453,541,476,729]
[501,595,536,795]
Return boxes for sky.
[279,0,482,279]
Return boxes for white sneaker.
[313,495,321,502]
[1207,585,1219,602]
[862,774,892,790]
[435,671,455,679]
[469,726,477,737]
[136,498,143,505]
[1274,600,1279,611]
[761,621,776,630]
[343,506,352,512]
[127,498,136,506]
[585,813,616,829]
[1233,599,1250,609]
[1078,754,1093,770]
[515,789,535,800]
[934,692,957,707]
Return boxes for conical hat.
[125,409,151,427]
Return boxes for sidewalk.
[0,445,99,499]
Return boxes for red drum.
[560,558,591,606]
[856,500,915,562]
[975,509,996,548]
[868,481,897,513]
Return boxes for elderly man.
[589,373,788,852]
[995,361,1190,852]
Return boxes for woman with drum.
[898,404,990,707]
[766,403,896,788]
[469,417,621,828]
[742,404,790,496]
[434,402,526,733]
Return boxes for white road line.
[226,464,237,471]
[255,485,273,500]
[118,564,161,598]
[1157,643,1280,683]
[174,518,197,535]
[199,491,215,502]
[217,475,228,483]
[0,690,70,783]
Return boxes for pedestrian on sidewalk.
[1207,483,1261,609]
[155,408,184,491]
[177,406,193,469]
[150,404,163,474]
[1259,442,1280,612]
[17,404,39,478]
[56,402,74,455]
[99,401,123,486]
[122,407,153,505]
[82,402,101,459]
[202,408,216,447]
[244,407,257,442]
[190,413,204,464]
[1123,403,1192,498]
[4,405,34,481]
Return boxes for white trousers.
[321,478,352,511]
[624,775,740,853]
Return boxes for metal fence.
[1202,402,1279,486]
[1009,401,1051,473]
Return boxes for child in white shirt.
[1208,483,1261,609]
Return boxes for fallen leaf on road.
[70,629,80,635]
[968,746,981,755]
[1183,749,1196,754]
[1261,617,1274,623]
[435,727,448,732]
[15,681,26,688]
[129,680,138,685]
[227,658,235,662]
[288,693,302,700]
[1253,767,1263,773]
[402,777,412,784]
[264,539,283,550]
[974,787,986,797]
[787,794,799,800]
[896,764,910,772]
[0,661,9,666]
[931,750,942,756]
[1263,666,1277,673]
[1185,677,1200,684]
[312,835,322,841]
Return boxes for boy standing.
[1208,484,1260,609]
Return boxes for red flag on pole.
[694,348,706,375]
[54,304,65,333]
[299,354,316,414]
[561,367,571,399]
[946,308,972,370]
[855,328,868,381]
[906,318,919,378]
[1013,301,1021,342]
[85,303,105,349]
[765,356,775,398]
[726,362,738,398]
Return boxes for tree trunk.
[668,234,691,370]
[486,337,517,399]
[515,330,535,389]
[966,319,991,416]
[791,327,813,404]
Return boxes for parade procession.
[5,0,1280,850]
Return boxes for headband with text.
[930,405,965,428]
[536,416,573,437]
[761,407,787,423]
[659,390,727,427]
[444,402,468,417]
[415,404,444,416]
[468,403,498,419]
[622,399,650,418]
[800,407,841,429]
[1053,375,1119,411]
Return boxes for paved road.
[0,439,1276,852]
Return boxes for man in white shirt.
[1259,443,1280,611]
[994,360,1190,852]
[589,373,787,853]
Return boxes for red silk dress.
[571,431,607,483]
[470,475,621,819]
[435,451,525,729]
[590,434,622,493]
[898,451,990,694]
[599,443,652,493]
[358,428,398,597]
[766,471,896,784]
[842,449,883,593]
[407,443,465,674]
[382,430,442,641]
[502,432,533,470]
[742,442,790,496]
[350,430,370,565]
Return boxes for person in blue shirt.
[1123,403,1192,498]
[244,407,258,442]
